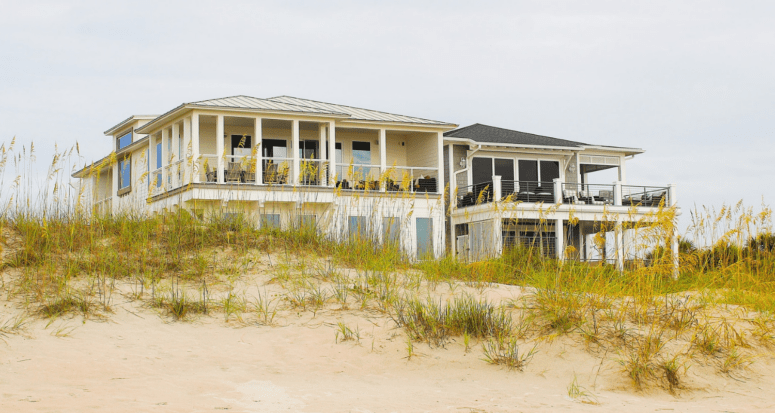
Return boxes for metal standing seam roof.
[267,96,455,126]
[189,95,349,115]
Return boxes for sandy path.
[1,292,774,412]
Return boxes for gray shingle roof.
[267,96,453,126]
[444,123,587,148]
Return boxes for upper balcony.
[148,115,444,198]
[455,177,674,210]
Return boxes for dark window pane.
[119,159,131,189]
[540,161,560,183]
[518,160,538,182]
[472,157,493,185]
[383,217,400,247]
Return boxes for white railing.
[335,164,439,192]
[262,157,294,185]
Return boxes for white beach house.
[75,95,456,260]
[75,96,679,266]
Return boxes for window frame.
[116,129,133,151]
[117,153,132,196]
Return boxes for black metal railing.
[621,185,669,207]
[560,183,615,205]
[456,182,493,208]
[501,180,555,203]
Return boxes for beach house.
[75,96,679,266]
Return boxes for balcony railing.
[336,164,439,192]
[560,183,615,205]
[455,177,673,210]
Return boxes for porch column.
[669,183,679,279]
[161,127,169,190]
[171,122,180,187]
[493,218,503,258]
[618,158,627,184]
[553,178,562,204]
[447,144,455,208]
[291,120,300,186]
[182,117,191,185]
[379,128,387,192]
[318,124,326,187]
[216,115,224,184]
[555,219,564,262]
[191,113,200,183]
[255,117,263,185]
[436,131,444,195]
[615,218,624,272]
[111,161,118,214]
[493,175,502,201]
[614,181,623,206]
[328,121,336,186]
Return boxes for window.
[416,218,433,259]
[117,130,132,150]
[383,217,400,247]
[349,216,369,241]
[352,141,371,178]
[118,155,131,194]
[297,215,316,231]
[260,214,281,230]
[155,141,162,188]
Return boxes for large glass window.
[155,141,162,188]
[349,216,369,241]
[383,217,400,247]
[352,141,371,179]
[119,156,131,190]
[117,131,132,150]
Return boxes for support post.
[379,128,386,192]
[182,117,191,185]
[669,183,679,279]
[328,121,336,186]
[553,178,562,204]
[171,122,180,188]
[161,127,169,190]
[614,181,623,206]
[615,218,624,272]
[291,119,300,186]
[436,131,444,195]
[447,144,455,209]
[492,175,502,201]
[191,112,200,183]
[255,117,263,185]
[111,161,118,214]
[318,124,326,187]
[215,115,224,184]
[555,218,564,262]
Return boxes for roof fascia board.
[338,120,457,132]
[104,115,157,136]
[580,145,644,154]
[444,136,581,151]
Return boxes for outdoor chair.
[225,162,243,183]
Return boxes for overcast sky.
[1,1,773,229]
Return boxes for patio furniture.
[415,177,437,193]
[225,162,243,183]
[205,164,217,183]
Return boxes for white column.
[216,115,224,184]
[436,131,444,195]
[447,144,455,207]
[328,121,336,187]
[493,218,503,257]
[255,117,263,185]
[171,123,180,188]
[291,120,300,186]
[669,183,679,278]
[182,117,191,185]
[379,128,387,192]
[161,128,169,190]
[555,218,564,262]
[615,219,624,272]
[553,178,562,204]
[111,161,118,214]
[171,123,180,163]
[614,181,623,206]
[191,113,200,184]
[618,162,627,184]
[493,175,502,201]
[318,124,326,187]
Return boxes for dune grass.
[0,142,773,394]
